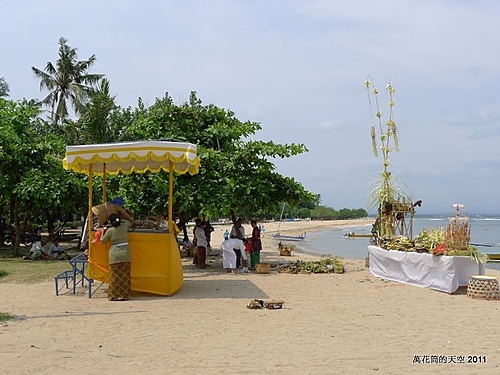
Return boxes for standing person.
[192,218,201,264]
[204,220,214,251]
[100,214,134,301]
[230,217,245,269]
[223,229,230,241]
[250,220,262,270]
[81,197,135,251]
[194,220,208,269]
[220,238,246,274]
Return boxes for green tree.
[0,98,87,252]
[79,77,118,143]
[310,205,335,220]
[0,77,9,97]
[97,92,315,232]
[32,37,103,125]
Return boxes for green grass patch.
[0,312,14,322]
[0,269,8,278]
[0,259,72,283]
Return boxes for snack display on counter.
[134,220,160,231]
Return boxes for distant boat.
[269,203,307,241]
[344,232,372,239]
[487,254,500,261]
[471,242,500,248]
[270,232,307,241]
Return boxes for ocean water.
[284,215,500,270]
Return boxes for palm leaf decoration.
[365,77,412,237]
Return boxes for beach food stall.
[63,140,200,295]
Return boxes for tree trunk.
[13,194,20,256]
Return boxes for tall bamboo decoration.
[365,77,411,237]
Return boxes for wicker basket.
[256,263,271,274]
[467,275,500,300]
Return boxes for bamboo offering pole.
[445,218,471,251]
[365,77,411,237]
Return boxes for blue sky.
[1,0,499,215]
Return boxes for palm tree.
[32,37,103,124]
[0,76,9,97]
[81,77,117,143]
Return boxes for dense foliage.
[0,98,87,252]
[1,37,367,248]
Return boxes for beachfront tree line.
[272,202,367,221]
[0,37,366,249]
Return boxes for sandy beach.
[1,219,499,375]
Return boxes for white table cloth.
[368,245,485,293]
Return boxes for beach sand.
[1,219,499,374]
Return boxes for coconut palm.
[32,37,103,124]
[81,77,117,143]
[0,76,9,97]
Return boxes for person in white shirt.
[220,238,248,274]
[230,217,246,269]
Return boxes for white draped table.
[368,245,485,293]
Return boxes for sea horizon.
[288,214,500,270]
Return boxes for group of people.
[189,217,263,274]
[25,238,67,261]
[88,197,267,300]
[220,218,262,274]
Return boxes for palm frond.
[32,37,104,124]
[366,174,413,210]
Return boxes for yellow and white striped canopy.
[63,140,200,175]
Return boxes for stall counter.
[88,232,182,296]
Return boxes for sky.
[1,0,500,215]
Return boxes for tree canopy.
[1,37,367,248]
[0,98,86,251]
[81,91,318,224]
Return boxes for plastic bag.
[92,228,105,243]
